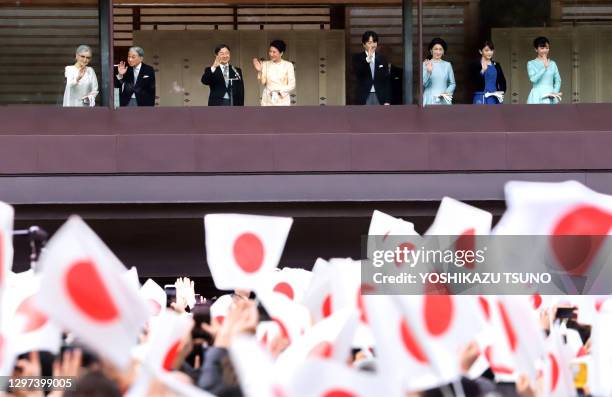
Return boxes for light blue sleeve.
[446,62,456,94]
[423,62,431,88]
[552,61,562,93]
[527,60,546,84]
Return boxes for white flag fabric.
[258,291,310,345]
[35,216,150,369]
[258,267,312,303]
[230,335,278,397]
[283,358,403,397]
[275,309,358,377]
[426,196,492,236]
[204,214,293,290]
[543,324,578,397]
[302,258,333,324]
[210,294,233,325]
[2,271,61,355]
[140,279,167,317]
[494,180,612,294]
[0,202,14,297]
[364,294,485,392]
[588,304,612,396]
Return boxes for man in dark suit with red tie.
[201,44,244,106]
[352,31,391,106]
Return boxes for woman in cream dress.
[252,40,296,106]
[63,45,98,107]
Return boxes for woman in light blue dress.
[423,37,456,106]
[527,36,562,104]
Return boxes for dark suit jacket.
[469,60,507,93]
[114,63,156,107]
[201,64,244,106]
[352,52,391,105]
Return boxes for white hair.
[129,46,145,58]
[75,44,92,56]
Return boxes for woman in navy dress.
[469,40,506,105]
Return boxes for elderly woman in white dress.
[63,45,98,107]
[252,40,296,106]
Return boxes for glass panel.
[112,1,416,107]
[0,0,102,106]
[420,0,612,106]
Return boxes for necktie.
[223,65,229,86]
[369,57,375,79]
[134,66,139,82]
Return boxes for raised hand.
[543,58,549,68]
[118,61,128,76]
[77,66,86,82]
[212,54,220,69]
[480,58,488,73]
[252,58,263,72]
[425,60,433,74]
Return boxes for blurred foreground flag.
[364,295,484,392]
[204,214,293,290]
[35,216,149,369]
[283,358,402,397]
[495,180,612,294]
[0,202,14,296]
[140,279,166,317]
[589,305,612,396]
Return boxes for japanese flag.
[367,210,419,273]
[364,294,484,392]
[230,335,279,397]
[258,267,312,303]
[258,291,310,345]
[210,294,233,326]
[588,304,612,396]
[204,214,293,290]
[302,258,334,324]
[368,210,416,236]
[140,279,167,317]
[495,180,612,294]
[543,324,578,397]
[494,296,546,383]
[0,202,14,296]
[275,309,359,377]
[127,310,194,397]
[35,216,150,369]
[425,197,492,273]
[2,270,61,355]
[283,358,402,397]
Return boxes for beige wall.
[133,30,345,106]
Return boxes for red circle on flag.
[273,282,295,300]
[399,317,428,364]
[322,294,332,318]
[531,293,543,310]
[273,317,291,343]
[233,233,265,273]
[357,284,375,324]
[322,390,357,397]
[215,315,225,325]
[498,302,517,352]
[455,228,476,269]
[478,296,491,322]
[394,242,415,268]
[551,205,612,276]
[65,259,120,323]
[308,341,334,359]
[16,295,48,333]
[271,385,290,397]
[548,353,560,392]
[484,345,514,375]
[423,295,453,336]
[162,340,182,371]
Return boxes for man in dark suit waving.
[201,44,244,106]
[352,31,391,105]
[114,46,156,107]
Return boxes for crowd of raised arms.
[63,31,562,108]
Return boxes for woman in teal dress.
[527,36,562,104]
[423,38,456,106]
